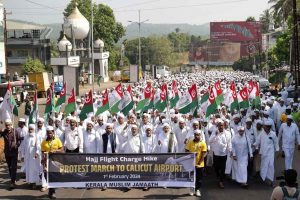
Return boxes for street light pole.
[138,10,141,80]
[128,10,149,81]
[91,0,95,93]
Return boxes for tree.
[125,36,174,67]
[167,31,190,52]
[63,0,125,51]
[23,58,46,73]
[259,9,273,33]
[246,16,256,22]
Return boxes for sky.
[5,0,271,25]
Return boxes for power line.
[114,0,162,10]
[115,0,248,12]
[24,0,61,11]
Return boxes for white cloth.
[209,130,231,156]
[64,127,83,152]
[114,122,127,145]
[82,130,100,153]
[142,135,158,153]
[122,134,143,153]
[231,134,253,183]
[157,132,178,153]
[21,133,40,184]
[255,130,279,181]
[173,126,189,153]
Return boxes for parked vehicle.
[0,82,37,105]
[54,82,63,95]
[259,78,270,92]
[28,72,51,97]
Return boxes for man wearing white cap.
[209,120,231,188]
[173,117,189,153]
[94,115,106,135]
[142,126,157,154]
[157,123,178,153]
[255,119,279,185]
[16,118,28,174]
[0,119,21,190]
[231,126,253,188]
[278,115,300,170]
[276,98,286,128]
[230,114,241,135]
[54,118,64,144]
[114,113,127,145]
[36,118,46,139]
[263,111,276,132]
[99,123,119,154]
[253,120,263,176]
[122,125,143,153]
[64,117,83,153]
[82,120,100,153]
[21,124,40,188]
[139,113,153,137]
[245,118,256,176]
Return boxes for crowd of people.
[1,70,300,199]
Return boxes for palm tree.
[259,9,273,33]
[268,0,292,25]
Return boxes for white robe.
[173,126,189,153]
[22,133,40,184]
[231,134,252,183]
[82,130,100,153]
[157,132,178,153]
[142,135,158,153]
[122,134,143,153]
[114,122,127,145]
[255,130,279,181]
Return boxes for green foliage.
[232,54,264,72]
[246,16,256,22]
[64,0,125,51]
[125,36,174,67]
[259,9,272,33]
[269,72,287,84]
[23,58,46,73]
[167,30,191,52]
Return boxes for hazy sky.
[5,0,271,25]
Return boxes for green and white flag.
[0,82,18,121]
[95,89,109,116]
[178,84,198,114]
[136,82,153,113]
[64,88,76,116]
[205,86,218,118]
[79,90,94,121]
[119,85,134,116]
[154,83,168,112]
[55,82,66,110]
[170,80,180,108]
[238,87,250,109]
[29,92,38,124]
[109,83,123,114]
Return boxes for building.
[6,20,52,75]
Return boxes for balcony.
[7,57,27,64]
[7,38,51,46]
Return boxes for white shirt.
[255,130,279,156]
[64,127,83,151]
[245,126,257,152]
[278,123,300,149]
[209,130,231,156]
[122,134,143,153]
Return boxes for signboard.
[189,41,241,65]
[50,56,80,67]
[0,0,6,74]
[210,21,261,42]
[47,153,195,188]
[130,65,138,82]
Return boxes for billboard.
[189,41,241,66]
[210,21,262,42]
[0,0,5,74]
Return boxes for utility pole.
[128,10,149,81]
[292,0,299,87]
[91,0,95,92]
[3,9,12,83]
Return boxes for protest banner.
[47,153,195,188]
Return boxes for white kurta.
[122,134,143,153]
[22,134,40,184]
[173,126,189,153]
[82,130,100,153]
[231,134,252,183]
[157,132,178,153]
[255,130,279,181]
[142,135,158,153]
[278,123,300,169]
[64,127,83,152]
[114,122,127,145]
